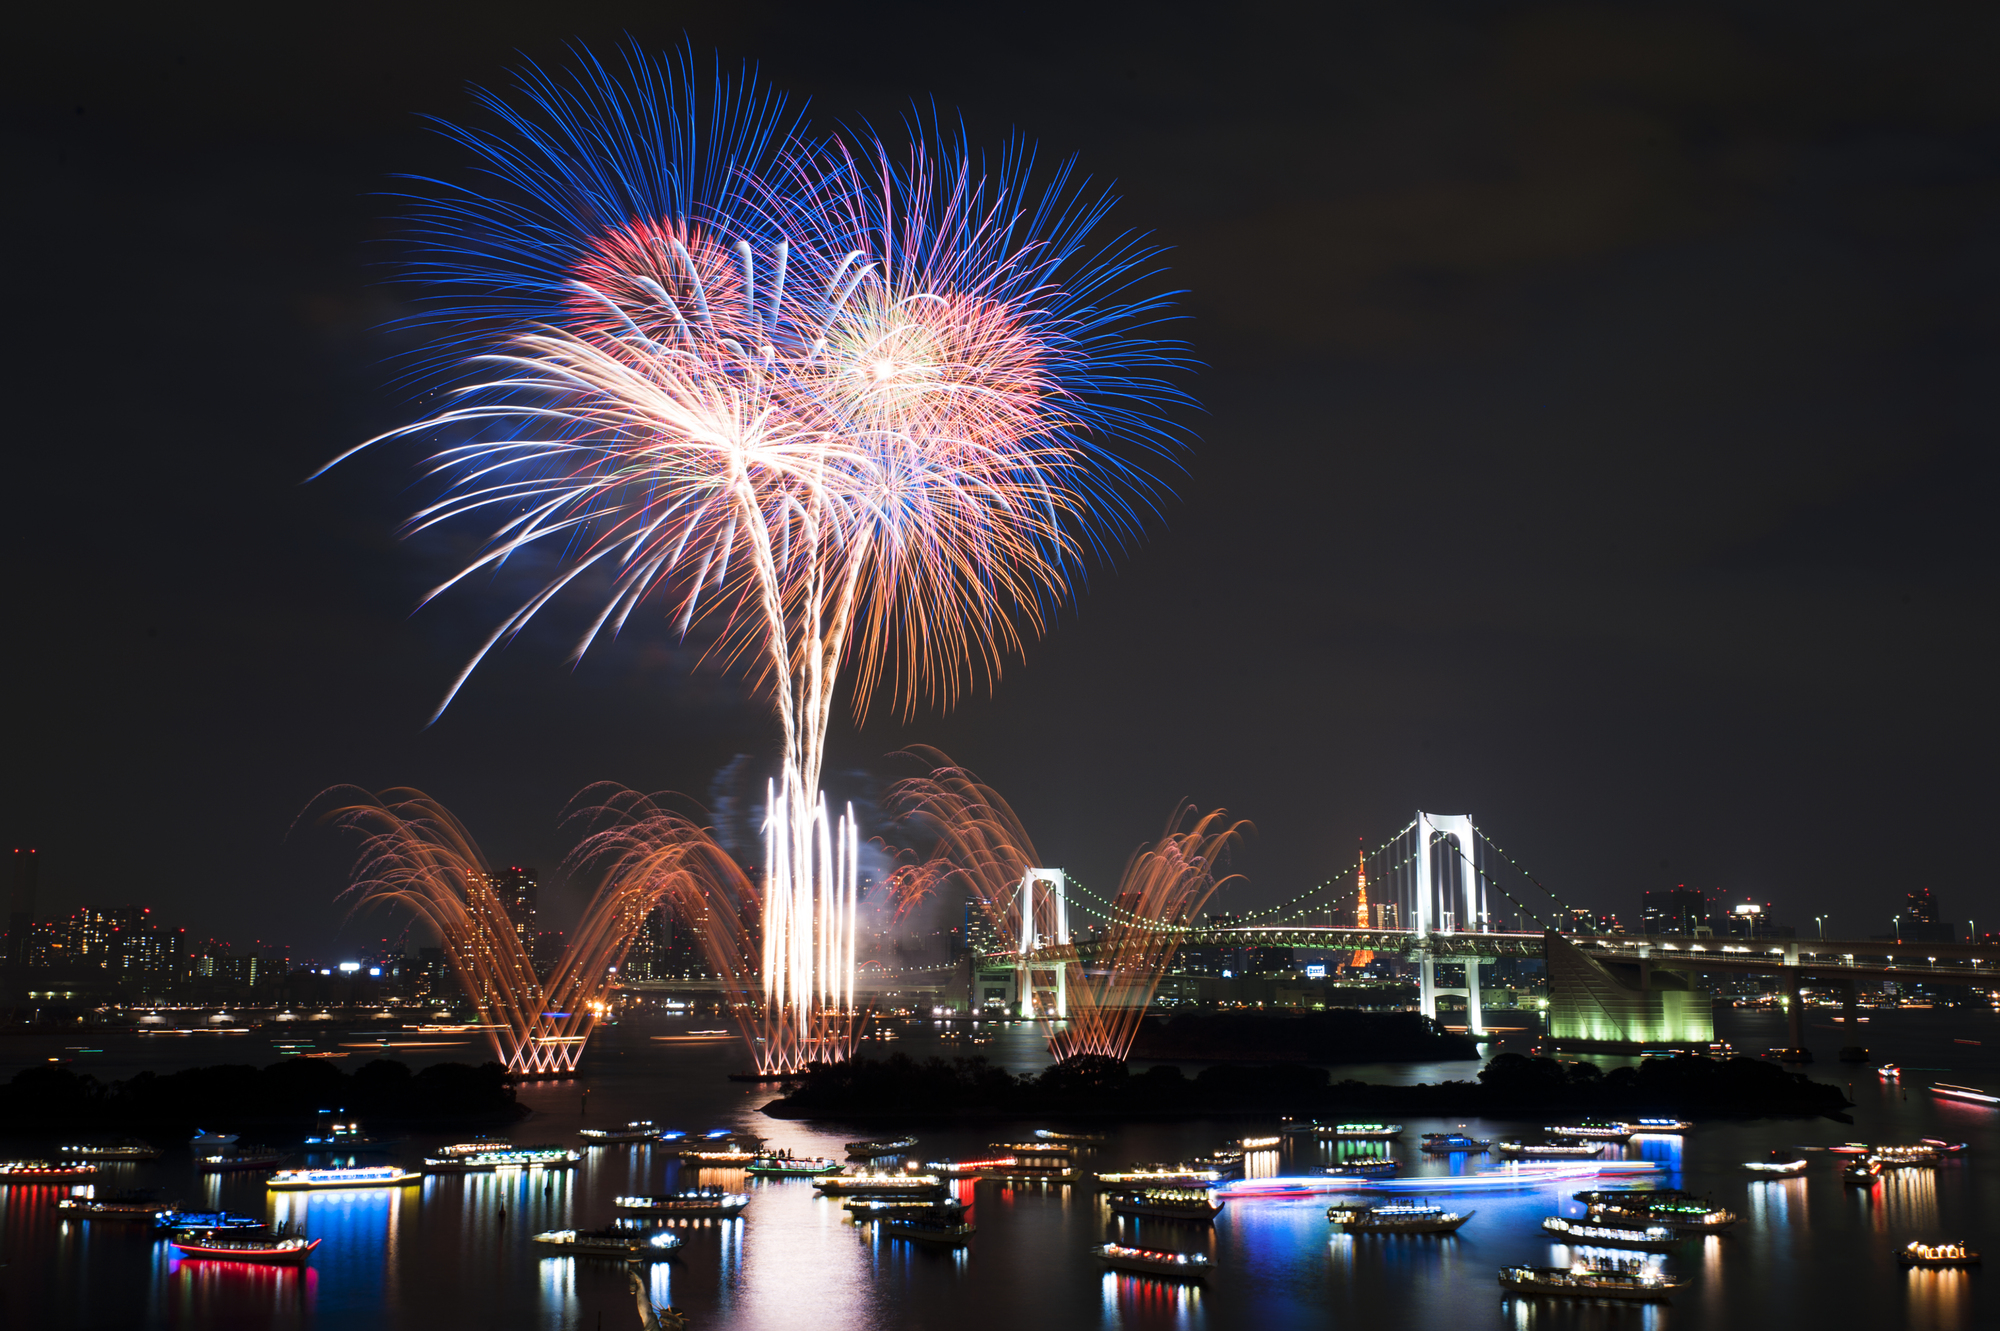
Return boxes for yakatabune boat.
[268,1165,421,1191]
[61,1140,162,1161]
[0,1160,102,1182]
[613,1191,749,1218]
[196,1147,286,1173]
[1498,1261,1683,1301]
[1544,1121,1634,1141]
[1092,1243,1212,1282]
[1315,1123,1403,1140]
[530,1227,681,1260]
[746,1154,842,1178]
[1327,1202,1474,1234]
[1587,1199,1736,1233]
[1541,1215,1681,1252]
[57,1191,172,1221]
[1497,1140,1603,1159]
[1420,1134,1491,1154]
[813,1172,945,1198]
[170,1233,322,1266]
[1632,1119,1694,1133]
[157,1211,263,1234]
[423,1146,579,1174]
[1104,1188,1221,1222]
[883,1207,976,1245]
[844,1137,918,1158]
[1898,1241,1980,1269]
[579,1120,659,1144]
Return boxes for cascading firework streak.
[322,49,1186,1072]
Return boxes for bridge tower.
[1403,812,1490,1036]
[1015,869,1068,1018]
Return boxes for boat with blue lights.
[1092,1243,1211,1282]
[1212,1176,1356,1200]
[1632,1118,1694,1133]
[1033,1129,1108,1144]
[1420,1133,1491,1153]
[1327,1202,1474,1234]
[157,1210,264,1234]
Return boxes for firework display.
[324,49,1187,1071]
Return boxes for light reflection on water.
[3,1011,1996,1330]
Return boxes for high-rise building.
[1898,887,1955,942]
[490,867,538,945]
[1643,886,1710,935]
[1906,887,1938,925]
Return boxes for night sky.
[10,2,1998,956]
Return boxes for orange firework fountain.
[882,747,1042,947]
[1047,808,1246,1062]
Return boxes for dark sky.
[9,1,1998,957]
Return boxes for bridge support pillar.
[1840,978,1857,1033]
[1784,967,1804,1050]
[1465,957,1486,1037]
[1418,952,1436,1020]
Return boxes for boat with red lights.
[0,1160,101,1182]
[1931,1083,2000,1107]
[171,1232,322,1266]
[1092,1243,1212,1281]
[1919,1139,1969,1154]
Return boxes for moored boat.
[1105,1188,1221,1222]
[1328,1202,1474,1234]
[1499,1261,1683,1301]
[1095,1165,1224,1187]
[579,1120,659,1144]
[1092,1243,1212,1282]
[1869,1145,1939,1169]
[1899,1240,1980,1269]
[614,1190,749,1219]
[883,1206,977,1244]
[924,1156,1017,1178]
[1498,1140,1603,1159]
[990,1140,1071,1157]
[1588,1200,1736,1233]
[157,1210,264,1234]
[0,1160,102,1182]
[197,1147,286,1173]
[1420,1134,1490,1154]
[171,1232,321,1266]
[814,1171,946,1198]
[746,1153,843,1178]
[1328,1157,1397,1175]
[1843,1161,1880,1185]
[1632,1119,1694,1133]
[1315,1123,1403,1140]
[1544,1121,1633,1141]
[58,1191,174,1221]
[61,1139,162,1161]
[844,1136,918,1158]
[268,1165,421,1191]
[530,1226,681,1260]
[1744,1150,1808,1176]
[424,1146,579,1174]
[188,1130,239,1151]
[1542,1215,1681,1252]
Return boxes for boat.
[60,1140,162,1161]
[1744,1152,1808,1176]
[1632,1119,1693,1133]
[197,1147,286,1173]
[1420,1134,1491,1154]
[424,1146,579,1173]
[844,1136,918,1158]
[1327,1202,1474,1234]
[1034,1129,1108,1143]
[883,1206,977,1245]
[0,1160,102,1182]
[268,1165,422,1190]
[677,1145,758,1164]
[530,1226,682,1260]
[1328,1158,1397,1175]
[579,1120,660,1144]
[814,1171,946,1198]
[299,1116,403,1152]
[432,1137,510,1157]
[57,1191,173,1221]
[1587,1200,1736,1233]
[157,1210,264,1234]
[845,1196,966,1216]
[1573,1188,1704,1207]
[1095,1165,1224,1186]
[1869,1145,1939,1169]
[614,1191,750,1219]
[1544,1121,1633,1141]
[188,1130,239,1151]
[1843,1161,1880,1185]
[1497,1140,1604,1158]
[171,1232,322,1266]
[1899,1240,1980,1269]
[924,1157,1017,1178]
[1238,1135,1283,1150]
[1105,1188,1221,1222]
[1091,1243,1212,1282]
[1315,1123,1403,1140]
[990,1140,1071,1157]
[1542,1215,1682,1252]
[747,1154,843,1178]
[1499,1260,1684,1301]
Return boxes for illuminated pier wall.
[1545,931,1714,1051]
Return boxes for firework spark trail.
[323,50,1188,1072]
[1048,807,1248,1063]
[881,746,1042,944]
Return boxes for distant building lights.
[338,962,361,973]
[1304,965,1327,979]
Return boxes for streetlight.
[1894,914,1902,942]
[1816,915,1826,941]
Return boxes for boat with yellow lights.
[268,1165,421,1190]
[1898,1240,1980,1269]
[1499,1260,1683,1301]
[814,1171,946,1198]
[1327,1202,1474,1234]
[1105,1188,1221,1222]
[1315,1123,1403,1140]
